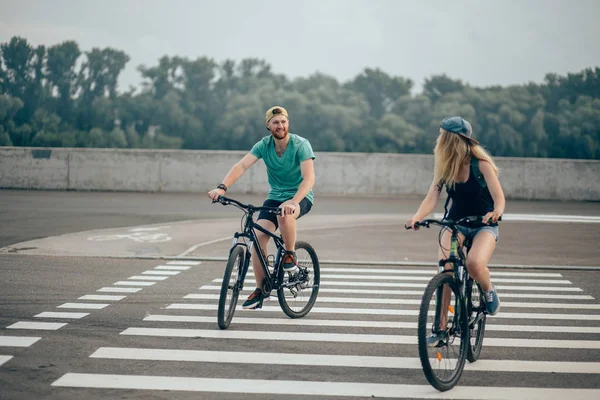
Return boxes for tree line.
[1,36,599,159]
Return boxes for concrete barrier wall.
[1,147,599,201]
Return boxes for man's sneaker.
[283,251,298,272]
[242,288,263,309]
[426,331,448,348]
[484,287,501,315]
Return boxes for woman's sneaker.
[426,331,448,347]
[283,251,298,272]
[484,287,501,315]
[242,288,264,309]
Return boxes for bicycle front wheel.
[217,245,245,329]
[466,279,487,362]
[277,241,320,318]
[418,272,468,392]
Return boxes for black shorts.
[257,198,313,230]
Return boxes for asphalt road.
[1,189,599,400]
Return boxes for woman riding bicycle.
[406,116,505,325]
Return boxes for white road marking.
[165,303,600,320]
[166,261,201,266]
[78,295,126,301]
[50,373,600,398]
[319,274,572,284]
[143,314,600,334]
[97,287,142,293]
[176,237,231,258]
[0,336,41,347]
[127,275,168,281]
[121,327,600,348]
[198,285,594,299]
[141,270,180,276]
[154,266,190,271]
[248,267,564,277]
[90,347,600,374]
[184,293,600,309]
[57,303,109,310]
[0,355,12,366]
[34,312,89,319]
[113,281,156,286]
[212,279,583,291]
[433,212,600,223]
[6,321,67,330]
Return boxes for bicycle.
[407,215,494,391]
[213,196,320,330]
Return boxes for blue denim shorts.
[442,224,499,244]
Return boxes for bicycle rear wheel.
[466,278,487,362]
[217,246,244,329]
[277,241,320,318]
[418,272,468,392]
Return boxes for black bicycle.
[213,196,320,329]
[407,216,493,391]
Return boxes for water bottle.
[267,254,275,273]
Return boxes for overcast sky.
[2,0,599,93]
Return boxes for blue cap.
[440,116,478,144]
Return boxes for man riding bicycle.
[208,106,316,309]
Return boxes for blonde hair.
[434,128,499,190]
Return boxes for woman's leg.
[436,229,466,329]
[465,231,497,292]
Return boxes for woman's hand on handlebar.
[482,210,502,224]
[405,216,420,230]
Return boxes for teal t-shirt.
[250,133,315,204]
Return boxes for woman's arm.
[479,160,505,223]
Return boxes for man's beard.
[271,129,288,140]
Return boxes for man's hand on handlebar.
[208,188,225,201]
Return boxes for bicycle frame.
[228,204,286,295]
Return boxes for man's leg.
[278,200,301,252]
[251,219,276,288]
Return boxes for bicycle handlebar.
[405,215,501,230]
[213,195,282,216]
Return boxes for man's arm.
[291,158,315,205]
[208,153,258,200]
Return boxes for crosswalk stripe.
[34,312,89,319]
[142,314,600,334]
[212,279,583,291]
[0,355,12,366]
[198,285,594,299]
[166,261,201,266]
[50,373,600,398]
[142,270,181,276]
[97,287,142,293]
[319,274,572,284]
[154,266,190,271]
[127,275,168,281]
[78,295,126,301]
[165,303,600,320]
[6,321,67,330]
[57,303,109,310]
[0,336,41,347]
[120,327,600,348]
[113,281,155,286]
[183,294,600,309]
[247,267,564,277]
[90,347,600,374]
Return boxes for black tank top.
[446,163,494,222]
